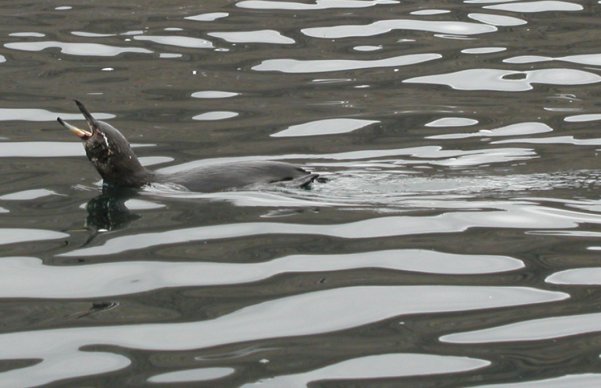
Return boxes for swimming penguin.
[57,100,319,192]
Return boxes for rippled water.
[2,1,601,386]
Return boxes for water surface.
[2,0,601,386]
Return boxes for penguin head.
[58,100,150,188]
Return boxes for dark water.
[2,0,601,386]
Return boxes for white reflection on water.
[60,202,601,257]
[244,353,490,387]
[0,189,59,200]
[191,90,239,99]
[476,373,601,388]
[424,117,478,127]
[148,367,235,383]
[441,312,601,344]
[0,108,114,121]
[505,53,601,66]
[467,13,527,26]
[0,250,523,298]
[272,118,379,137]
[461,47,507,54]
[0,229,67,245]
[0,286,566,386]
[159,53,183,59]
[492,136,601,145]
[71,31,115,37]
[137,155,174,167]
[0,142,152,157]
[9,32,46,37]
[123,199,165,210]
[546,268,601,285]
[4,41,152,56]
[428,122,552,139]
[302,19,496,38]
[484,1,583,13]
[252,53,441,73]
[208,30,295,44]
[404,68,601,91]
[353,45,383,52]
[185,12,229,21]
[237,0,398,10]
[410,9,451,15]
[133,35,214,49]
[192,111,239,121]
[564,113,601,122]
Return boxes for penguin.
[58,100,319,192]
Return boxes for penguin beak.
[74,99,98,132]
[57,117,93,140]
[57,100,99,140]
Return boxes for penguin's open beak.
[57,100,99,140]
[74,99,98,131]
[57,117,92,140]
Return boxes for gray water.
[2,1,601,386]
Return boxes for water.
[2,1,601,386]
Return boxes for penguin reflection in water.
[58,100,320,192]
[58,100,321,231]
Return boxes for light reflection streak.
[0,250,523,298]
[0,285,566,386]
[59,203,601,257]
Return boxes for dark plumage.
[58,100,318,191]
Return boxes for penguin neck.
[106,165,154,188]
[90,150,155,189]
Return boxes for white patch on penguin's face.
[98,131,112,155]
